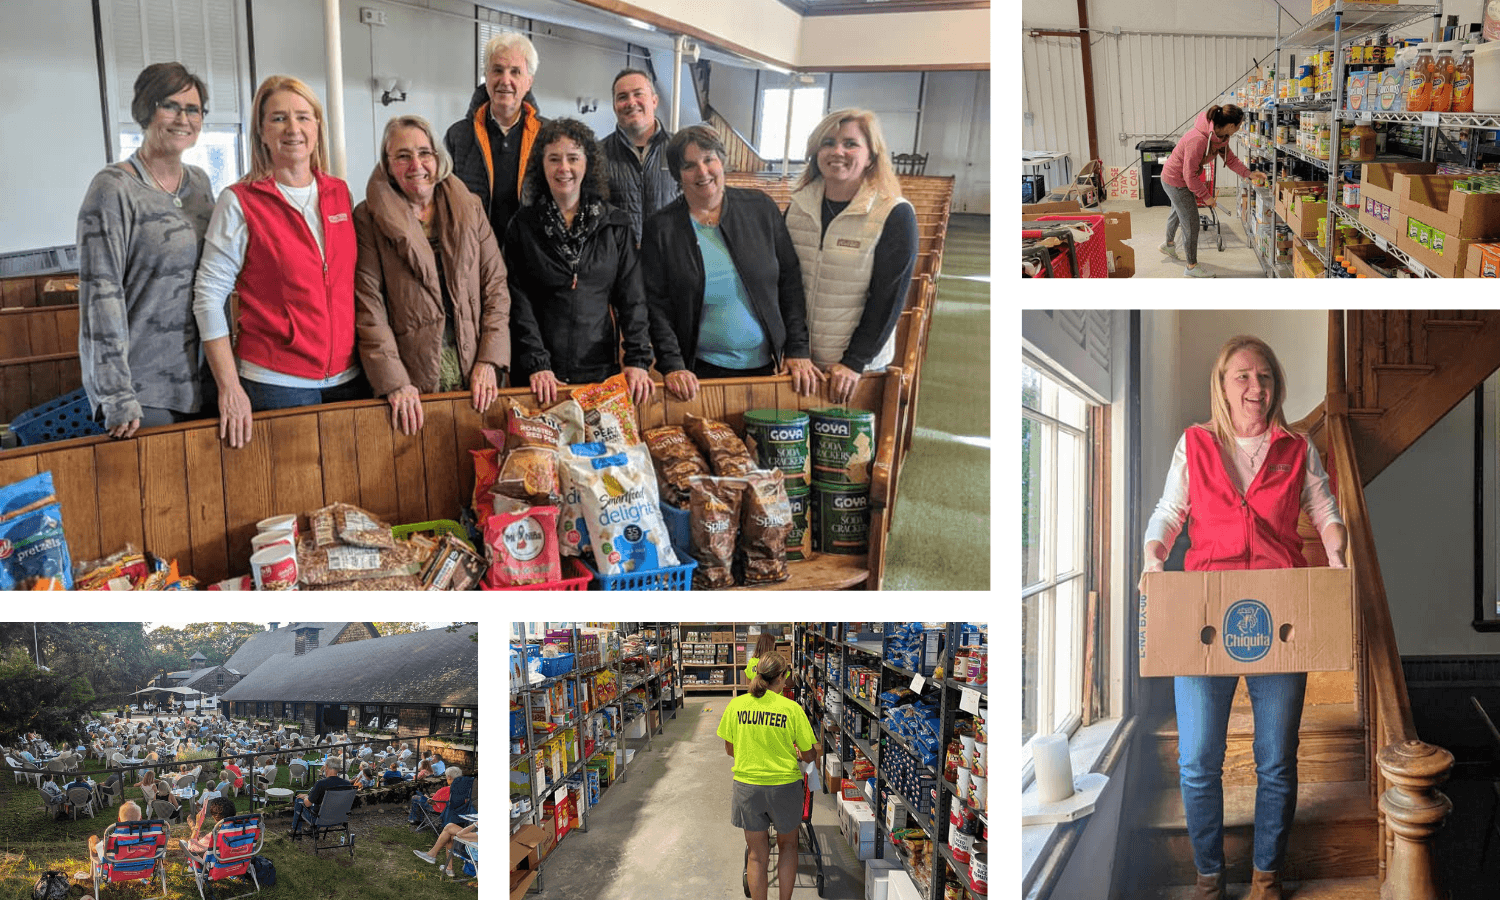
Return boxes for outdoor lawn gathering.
[0,622,478,898]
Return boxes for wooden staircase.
[1121,311,1500,900]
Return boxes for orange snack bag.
[573,374,641,447]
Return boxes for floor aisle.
[532,696,870,899]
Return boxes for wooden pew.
[0,371,909,590]
[0,274,78,309]
[2,304,85,422]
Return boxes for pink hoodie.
[1161,110,1253,201]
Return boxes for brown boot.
[1192,871,1225,900]
[1247,869,1283,900]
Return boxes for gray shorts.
[731,779,803,833]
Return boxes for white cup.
[256,514,298,538]
[250,543,299,591]
[250,529,294,554]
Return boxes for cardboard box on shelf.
[1275,181,1324,225]
[1361,162,1441,215]
[1469,243,1500,278]
[1391,174,1500,241]
[1288,198,1328,239]
[865,858,904,900]
[1344,242,1407,278]
[1312,0,1396,13]
[510,824,545,900]
[1292,243,1322,279]
[1138,568,1354,677]
[1398,222,1486,280]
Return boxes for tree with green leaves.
[373,622,429,636]
[0,646,94,745]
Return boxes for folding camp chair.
[292,787,356,858]
[180,813,264,900]
[93,819,169,900]
[411,789,445,836]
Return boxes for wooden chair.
[892,152,929,176]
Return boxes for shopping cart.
[1197,157,1225,252]
[741,772,826,897]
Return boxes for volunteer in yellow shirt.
[717,651,819,900]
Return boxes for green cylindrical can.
[809,407,877,485]
[812,481,869,556]
[786,481,814,561]
[744,409,811,489]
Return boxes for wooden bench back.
[0,371,906,588]
[2,305,84,422]
[0,273,78,309]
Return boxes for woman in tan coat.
[354,114,511,434]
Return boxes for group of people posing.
[78,32,919,448]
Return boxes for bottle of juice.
[1430,48,1454,113]
[1406,47,1433,113]
[1453,46,1475,113]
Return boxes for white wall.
[829,73,923,156]
[0,0,109,254]
[918,71,991,213]
[707,62,762,140]
[1175,310,1328,429]
[799,9,989,70]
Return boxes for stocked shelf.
[1278,4,1440,50]
[1337,110,1500,129]
[1329,203,1439,277]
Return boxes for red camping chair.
[92,819,169,900]
[180,812,264,900]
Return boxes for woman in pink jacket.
[1159,105,1267,278]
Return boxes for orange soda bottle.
[1430,48,1454,113]
[1453,47,1475,113]
[1406,47,1434,112]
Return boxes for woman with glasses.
[193,75,365,449]
[353,115,511,435]
[76,62,216,439]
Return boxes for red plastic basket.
[1034,214,1107,277]
[481,556,592,591]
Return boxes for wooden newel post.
[1376,739,1453,900]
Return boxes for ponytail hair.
[750,651,789,698]
[1207,104,1245,128]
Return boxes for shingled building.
[220,624,477,742]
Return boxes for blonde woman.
[784,109,917,405]
[194,75,365,449]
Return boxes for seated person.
[414,759,435,781]
[408,767,457,827]
[184,796,237,855]
[430,755,446,777]
[222,763,244,791]
[40,775,67,817]
[64,772,93,812]
[439,767,473,827]
[413,821,477,875]
[291,761,352,838]
[88,800,143,861]
[381,760,406,784]
[351,763,377,791]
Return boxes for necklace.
[139,155,185,208]
[282,181,318,221]
[1238,429,1271,467]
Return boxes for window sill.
[1021,715,1132,898]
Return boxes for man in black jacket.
[602,68,679,244]
[291,761,351,838]
[444,32,543,241]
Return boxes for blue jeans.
[1174,672,1307,874]
[291,798,316,836]
[241,374,369,412]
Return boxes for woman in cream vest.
[784,109,918,405]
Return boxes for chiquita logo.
[1223,599,1273,662]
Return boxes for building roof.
[181,666,229,692]
[189,651,208,661]
[221,622,372,676]
[220,625,477,707]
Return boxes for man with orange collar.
[445,32,543,242]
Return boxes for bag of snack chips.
[470,448,502,524]
[296,537,420,586]
[540,398,586,446]
[505,401,562,451]
[331,502,397,550]
[684,414,756,477]
[483,505,562,586]
[574,374,641,446]
[559,443,678,576]
[645,425,711,509]
[0,471,74,591]
[689,475,744,589]
[583,407,628,449]
[739,469,792,585]
[497,447,561,502]
[555,442,612,558]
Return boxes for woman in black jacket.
[641,125,821,402]
[502,118,655,405]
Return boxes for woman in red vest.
[1141,335,1347,900]
[194,76,366,448]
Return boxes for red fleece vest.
[229,173,357,380]
[1183,425,1308,571]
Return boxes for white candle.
[1033,735,1075,804]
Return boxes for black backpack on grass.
[31,871,68,900]
[250,855,276,888]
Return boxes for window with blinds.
[476,9,531,83]
[105,0,248,194]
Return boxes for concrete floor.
[1096,193,1271,279]
[531,696,872,900]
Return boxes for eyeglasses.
[157,100,206,120]
[391,148,437,165]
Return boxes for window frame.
[756,84,829,163]
[1021,356,1095,781]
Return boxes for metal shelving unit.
[1329,203,1438,276]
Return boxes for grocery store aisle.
[532,696,865,899]
[1097,195,1269,278]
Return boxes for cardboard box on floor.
[1021,200,1135,277]
[1138,568,1354,677]
[510,824,545,900]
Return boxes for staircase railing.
[706,106,771,173]
[1323,311,1452,900]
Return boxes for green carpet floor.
[884,214,991,591]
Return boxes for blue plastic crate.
[11,388,105,445]
[582,557,697,591]
[659,501,691,560]
[538,653,575,677]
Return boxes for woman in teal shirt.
[717,652,820,900]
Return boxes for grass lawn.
[1,754,475,898]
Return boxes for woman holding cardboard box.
[1140,335,1347,900]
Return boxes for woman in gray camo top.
[76,62,215,439]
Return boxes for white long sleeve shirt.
[1144,430,1344,555]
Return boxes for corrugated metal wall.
[1023,30,1276,189]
